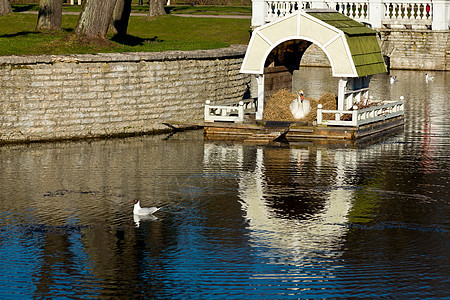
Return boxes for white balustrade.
[317,99,404,126]
[204,99,257,123]
[252,0,448,30]
[330,0,369,23]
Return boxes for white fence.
[317,100,404,126]
[205,98,404,127]
[204,99,257,123]
[252,0,449,30]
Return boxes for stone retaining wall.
[0,45,250,143]
[379,29,449,71]
[301,29,450,71]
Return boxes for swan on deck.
[290,90,311,119]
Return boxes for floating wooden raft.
[164,115,404,145]
[202,116,404,145]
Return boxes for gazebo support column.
[256,75,264,120]
[338,77,347,111]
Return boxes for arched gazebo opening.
[264,40,312,103]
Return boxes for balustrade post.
[311,0,328,9]
[252,0,266,27]
[317,104,323,124]
[432,0,449,30]
[238,101,244,123]
[352,105,358,126]
[368,0,383,29]
[204,100,211,122]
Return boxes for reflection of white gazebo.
[203,143,353,262]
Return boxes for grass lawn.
[0,8,251,56]
[11,3,252,15]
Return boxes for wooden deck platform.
[165,115,404,146]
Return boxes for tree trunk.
[111,0,132,36]
[148,0,166,17]
[36,0,62,31]
[75,0,118,40]
[0,0,12,16]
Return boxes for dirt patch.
[263,89,337,123]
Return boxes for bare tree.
[111,0,132,35]
[36,0,62,31]
[75,0,118,40]
[0,0,12,16]
[148,0,166,17]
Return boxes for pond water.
[0,68,448,299]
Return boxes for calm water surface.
[0,68,448,299]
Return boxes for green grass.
[11,3,252,15]
[166,5,251,15]
[0,12,251,55]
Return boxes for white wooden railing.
[252,0,449,30]
[317,99,404,126]
[204,99,257,123]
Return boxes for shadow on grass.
[0,31,38,38]
[0,28,73,39]
[111,34,163,46]
[12,4,38,12]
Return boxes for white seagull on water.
[425,73,434,82]
[132,199,160,215]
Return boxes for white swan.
[425,73,434,82]
[290,90,311,119]
[132,199,160,215]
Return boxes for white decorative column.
[337,77,347,111]
[252,0,266,27]
[368,0,383,29]
[432,1,449,30]
[256,75,265,120]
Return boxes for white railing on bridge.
[204,99,257,123]
[252,0,449,30]
[317,99,404,126]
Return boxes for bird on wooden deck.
[425,73,434,82]
[131,199,160,216]
[290,89,311,119]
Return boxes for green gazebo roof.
[307,10,387,77]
